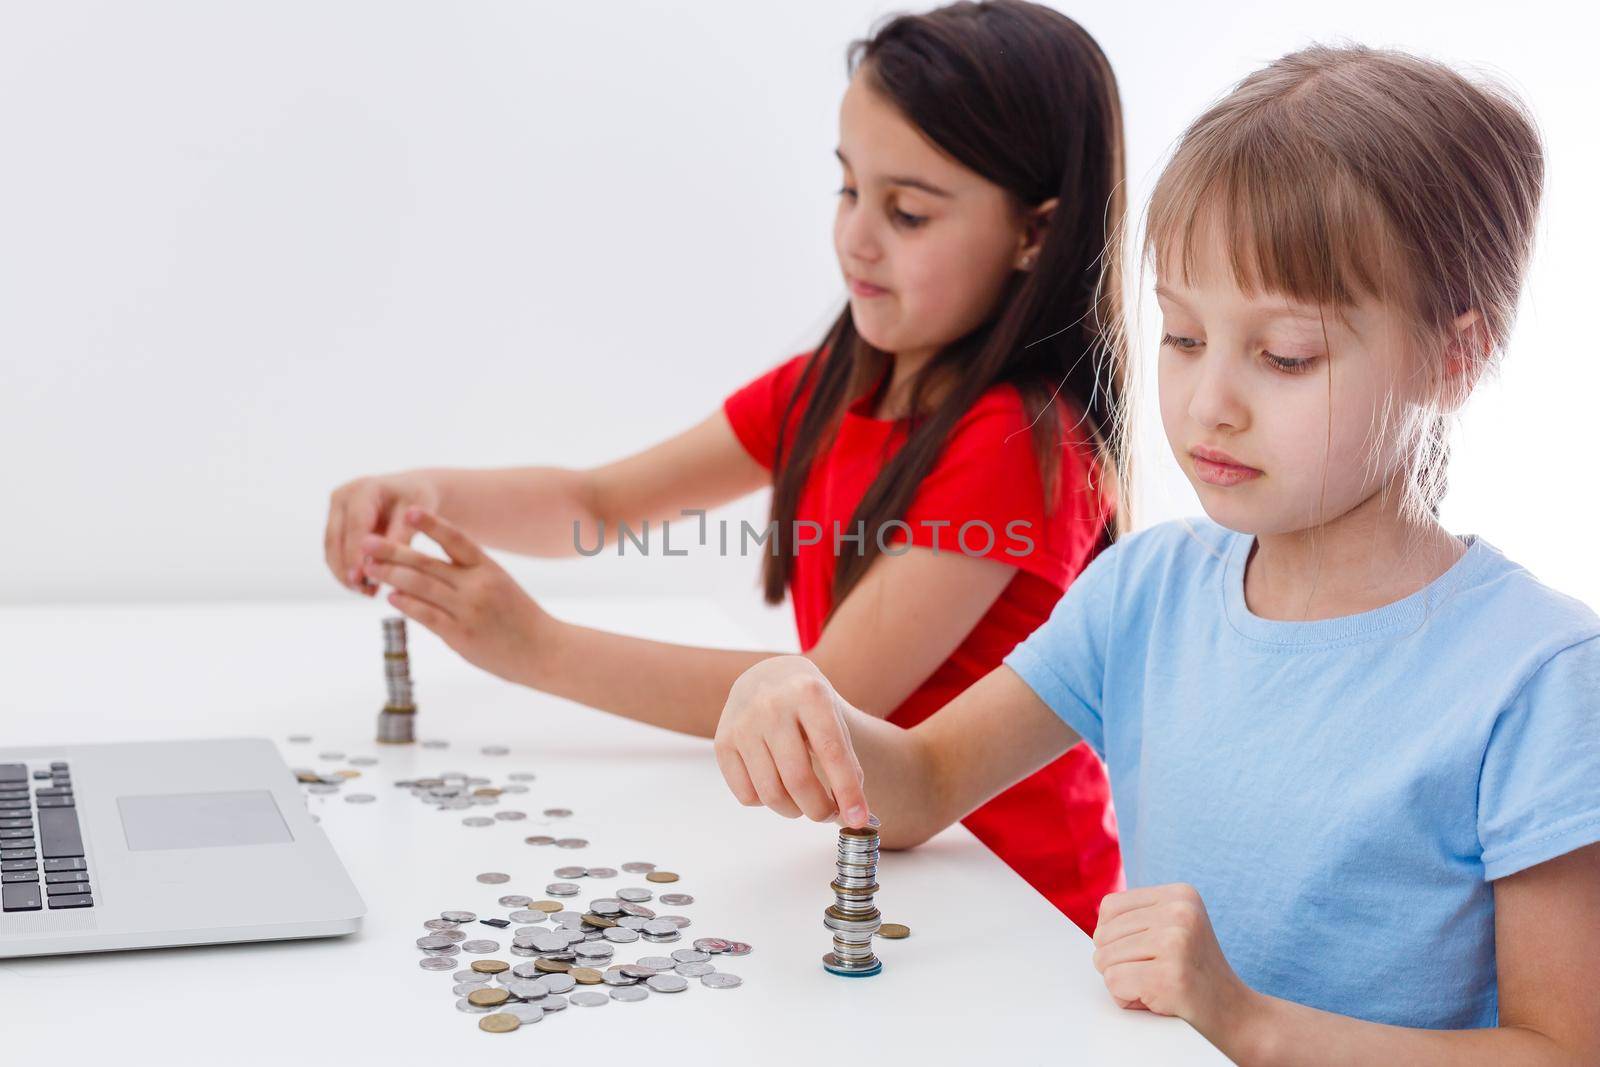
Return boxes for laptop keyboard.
[0,761,93,911]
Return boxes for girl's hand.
[360,507,551,686]
[1091,883,1259,1035]
[714,657,872,826]
[326,472,442,595]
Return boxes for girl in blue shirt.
[713,43,1600,1064]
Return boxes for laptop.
[0,736,364,958]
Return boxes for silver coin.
[424,918,462,932]
[504,979,547,999]
[524,835,555,846]
[461,940,500,953]
[477,872,511,884]
[542,808,572,818]
[601,969,637,986]
[551,910,584,926]
[620,861,655,873]
[642,919,678,937]
[317,751,345,760]
[287,734,312,743]
[529,932,570,954]
[701,972,743,989]
[609,985,649,1003]
[693,938,730,954]
[560,929,587,946]
[503,1003,544,1024]
[554,838,588,849]
[636,956,677,971]
[461,816,494,827]
[441,910,477,923]
[493,810,526,821]
[658,893,693,906]
[453,969,485,982]
[602,927,641,943]
[508,772,537,782]
[574,944,613,961]
[645,973,688,993]
[306,783,339,795]
[422,945,462,957]
[553,866,587,879]
[539,973,577,995]
[671,948,710,964]
[511,961,544,979]
[348,756,379,766]
[618,902,655,918]
[470,795,498,807]
[500,783,530,794]
[657,915,692,929]
[418,957,455,971]
[588,899,624,916]
[498,894,532,908]
[481,745,510,756]
[570,991,609,1007]
[507,909,545,924]
[545,882,580,897]
[723,941,752,956]
[616,888,653,903]
[541,994,569,1012]
[417,934,454,950]
[439,928,467,943]
[585,866,618,879]
[455,998,491,1014]
[676,961,715,977]
[509,945,536,957]
[420,739,449,749]
[453,982,489,995]
[343,793,377,804]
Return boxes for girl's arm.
[713,655,1080,848]
[362,509,1019,740]
[1220,843,1600,1065]
[327,410,769,586]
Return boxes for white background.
[2,0,1593,647]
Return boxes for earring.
[1020,254,1036,270]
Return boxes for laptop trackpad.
[118,790,293,851]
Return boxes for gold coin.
[644,871,679,883]
[472,787,502,797]
[478,1013,520,1033]
[467,987,509,1007]
[335,769,361,779]
[878,923,911,939]
[533,957,571,973]
[470,959,509,975]
[580,912,617,929]
[569,966,603,985]
[531,900,563,913]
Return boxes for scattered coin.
[609,985,649,1003]
[481,745,510,756]
[287,735,311,743]
[462,816,494,827]
[645,871,679,883]
[442,910,477,923]
[470,959,509,975]
[344,793,377,804]
[659,893,693,906]
[571,991,609,1007]
[675,961,715,977]
[878,923,911,939]
[555,838,589,849]
[503,1003,544,1024]
[498,894,532,907]
[545,882,580,897]
[461,940,500,954]
[569,966,603,985]
[419,957,455,971]
[468,987,510,1008]
[479,1012,520,1033]
[586,867,618,879]
[476,872,510,884]
[701,972,743,989]
[543,808,572,818]
[541,995,569,1012]
[525,835,556,846]
[621,861,655,873]
[645,974,688,993]
[456,997,491,1014]
[494,810,527,821]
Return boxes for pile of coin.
[415,868,748,1033]
[377,616,417,744]
[822,821,883,977]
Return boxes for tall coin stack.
[822,821,883,977]
[375,616,417,744]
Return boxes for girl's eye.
[835,184,857,200]
[1264,352,1318,374]
[1161,332,1202,352]
[892,208,927,228]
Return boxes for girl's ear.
[1015,196,1060,270]
[1436,309,1488,414]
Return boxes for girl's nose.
[1187,351,1248,432]
[836,204,883,265]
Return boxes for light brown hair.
[1140,43,1544,518]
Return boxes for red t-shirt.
[722,350,1124,934]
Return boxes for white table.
[0,597,1227,1064]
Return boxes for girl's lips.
[848,276,889,298]
[1191,453,1263,487]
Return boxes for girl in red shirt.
[327,0,1129,933]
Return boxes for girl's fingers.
[768,722,839,822]
[405,507,484,566]
[367,563,458,619]
[1092,903,1158,947]
[1092,928,1162,972]
[344,497,381,588]
[362,539,459,588]
[794,692,868,825]
[388,590,452,633]
[713,738,762,807]
[324,499,345,586]
[740,737,803,819]
[1097,886,1167,928]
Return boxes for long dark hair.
[762,0,1128,609]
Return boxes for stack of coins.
[376,616,417,744]
[822,820,882,977]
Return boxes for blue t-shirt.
[1003,517,1600,1029]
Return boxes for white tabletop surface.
[0,596,1228,1065]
